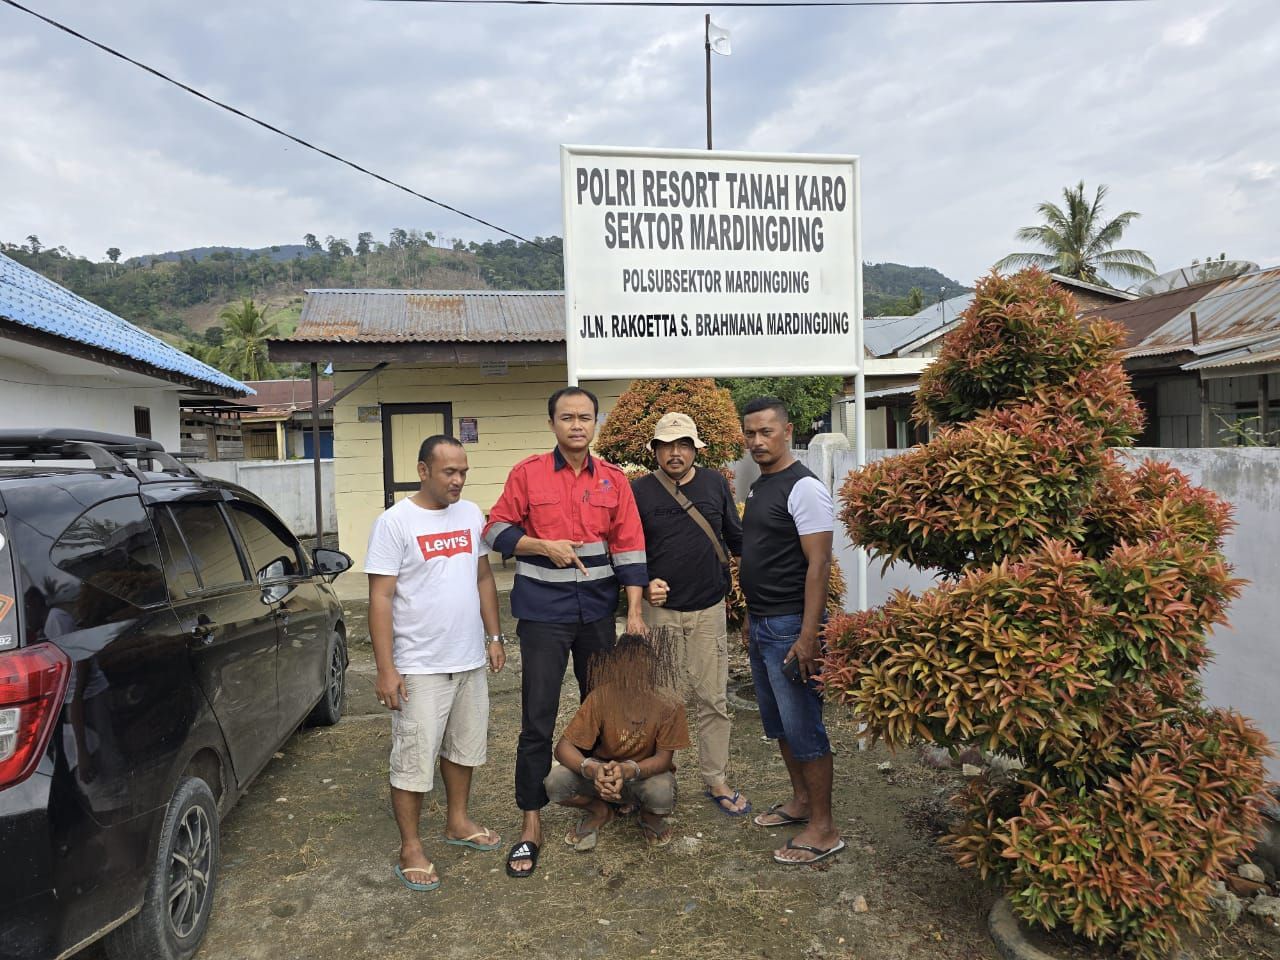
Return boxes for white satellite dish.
[1134,259,1258,297]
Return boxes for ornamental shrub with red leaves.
[596,377,743,470]
[826,269,1270,959]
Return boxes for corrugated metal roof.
[290,289,565,343]
[1181,333,1280,372]
[1088,266,1280,354]
[0,253,251,395]
[865,293,973,357]
[231,378,333,409]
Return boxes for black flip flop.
[753,802,809,828]
[505,840,540,878]
[773,837,847,865]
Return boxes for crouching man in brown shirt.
[544,631,690,849]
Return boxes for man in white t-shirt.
[365,434,506,892]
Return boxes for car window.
[152,505,201,598]
[50,499,167,611]
[226,502,305,583]
[168,503,248,590]
[49,496,167,615]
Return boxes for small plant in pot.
[824,269,1272,959]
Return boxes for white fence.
[730,442,1280,773]
[196,459,336,539]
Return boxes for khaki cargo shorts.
[389,667,488,793]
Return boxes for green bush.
[825,270,1270,959]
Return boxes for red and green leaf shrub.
[596,378,743,469]
[825,269,1270,959]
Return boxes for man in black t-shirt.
[740,397,844,866]
[631,412,751,818]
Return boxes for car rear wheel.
[105,776,219,960]
[306,629,346,727]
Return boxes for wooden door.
[381,403,453,507]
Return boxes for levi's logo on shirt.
[416,530,472,560]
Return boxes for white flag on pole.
[708,20,731,56]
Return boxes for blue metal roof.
[0,252,251,396]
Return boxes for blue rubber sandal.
[705,788,753,818]
[394,863,440,892]
[443,829,502,851]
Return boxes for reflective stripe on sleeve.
[484,522,515,550]
[610,550,647,566]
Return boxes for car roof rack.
[0,429,204,481]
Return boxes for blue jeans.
[747,613,830,762]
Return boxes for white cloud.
[1161,10,1221,48]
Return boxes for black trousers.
[514,617,615,811]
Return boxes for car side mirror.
[313,548,353,579]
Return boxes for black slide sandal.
[505,840,540,878]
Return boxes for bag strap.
[651,470,729,566]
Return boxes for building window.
[134,406,152,439]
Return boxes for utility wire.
[375,0,1149,7]
[0,0,554,255]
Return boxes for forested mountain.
[862,262,969,316]
[3,230,964,377]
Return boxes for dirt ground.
[90,597,1280,960]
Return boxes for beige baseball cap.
[649,412,706,449]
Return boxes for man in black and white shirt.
[631,412,750,818]
[739,397,844,866]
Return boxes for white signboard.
[561,145,862,382]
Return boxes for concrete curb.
[988,897,1066,960]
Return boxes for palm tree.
[995,182,1157,286]
[218,299,278,381]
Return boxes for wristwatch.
[486,633,507,646]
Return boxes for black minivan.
[0,430,352,960]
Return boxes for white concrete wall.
[197,459,336,538]
[0,357,181,449]
[730,444,1280,772]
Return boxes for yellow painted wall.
[332,362,630,570]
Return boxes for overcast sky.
[1,0,1276,288]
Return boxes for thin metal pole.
[704,14,713,150]
[854,369,867,611]
[310,362,324,545]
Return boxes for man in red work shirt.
[483,386,648,878]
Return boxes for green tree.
[218,299,278,381]
[303,233,321,252]
[106,247,121,264]
[995,181,1156,285]
[26,234,41,255]
[719,376,841,435]
[355,232,373,256]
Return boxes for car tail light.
[0,643,71,790]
